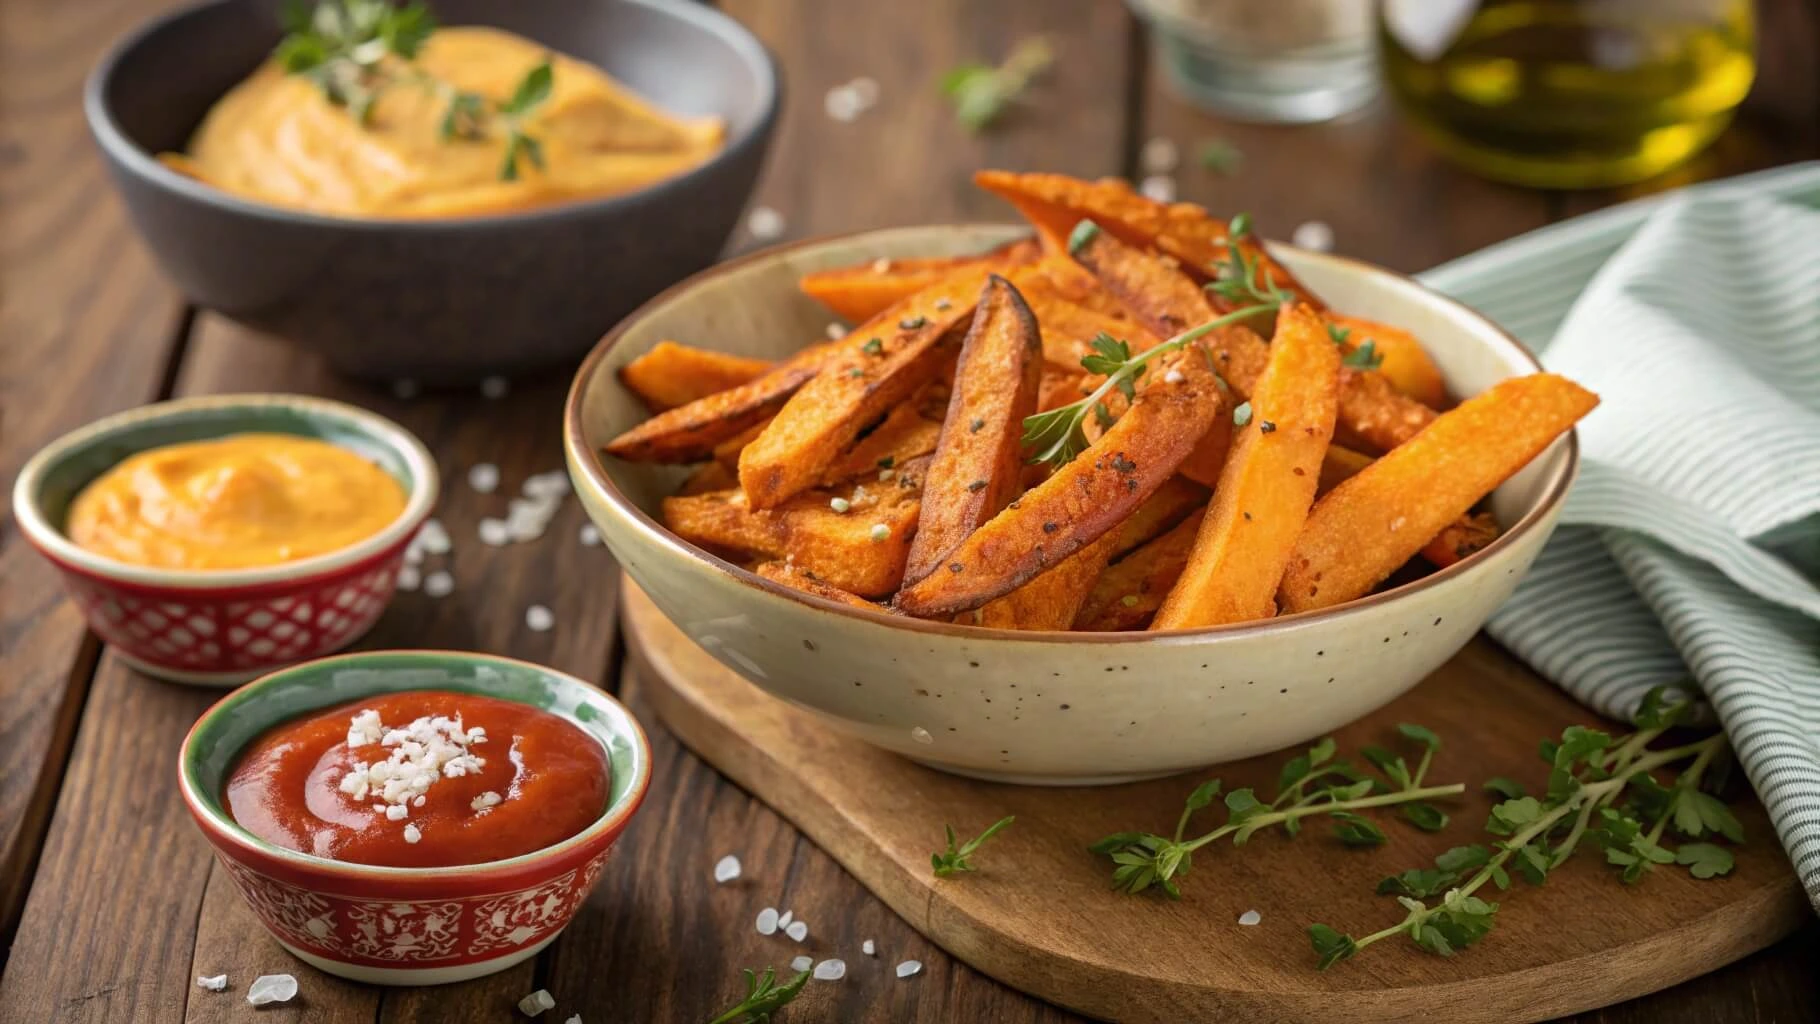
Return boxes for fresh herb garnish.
[1341,339,1383,371]
[932,816,1015,877]
[1197,138,1243,175]
[1326,323,1352,346]
[862,337,884,355]
[1310,688,1740,969]
[1207,215,1293,311]
[707,966,810,1024]
[1091,730,1463,900]
[939,37,1054,132]
[1231,401,1252,427]
[276,0,553,181]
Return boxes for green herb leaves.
[276,0,554,181]
[932,816,1015,878]
[940,37,1055,132]
[1090,727,1463,900]
[707,966,810,1024]
[1197,138,1243,175]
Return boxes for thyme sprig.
[706,966,810,1024]
[1311,688,1740,969]
[1090,728,1464,899]
[276,0,554,181]
[1207,214,1293,311]
[940,37,1055,132]
[932,816,1016,877]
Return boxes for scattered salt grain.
[1140,136,1179,174]
[813,959,847,981]
[895,960,923,979]
[1291,220,1334,253]
[579,524,601,547]
[404,544,425,566]
[824,84,864,122]
[396,566,421,591]
[714,854,742,883]
[403,823,422,844]
[756,907,780,935]
[791,955,813,972]
[1238,909,1262,926]
[417,519,452,555]
[196,975,228,992]
[747,206,785,241]
[869,523,890,542]
[246,974,298,1006]
[829,497,851,514]
[384,804,408,821]
[910,726,933,745]
[1138,174,1176,203]
[862,939,876,957]
[471,791,502,811]
[423,571,454,598]
[870,257,892,273]
[517,988,557,1016]
[1163,368,1185,384]
[525,605,555,632]
[778,910,794,930]
[785,920,808,943]
[524,471,571,499]
[391,378,419,400]
[826,322,847,340]
[478,518,511,547]
[468,463,501,494]
[480,376,510,400]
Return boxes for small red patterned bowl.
[11,394,438,686]
[178,650,652,986]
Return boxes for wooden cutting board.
[620,580,1808,1024]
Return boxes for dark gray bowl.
[86,0,779,384]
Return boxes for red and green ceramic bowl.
[178,650,652,986]
[11,394,438,686]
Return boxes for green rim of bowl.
[179,650,651,879]
[12,393,439,588]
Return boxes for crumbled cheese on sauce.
[337,710,496,834]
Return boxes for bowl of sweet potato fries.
[565,171,1596,784]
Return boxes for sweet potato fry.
[1011,256,1134,320]
[1039,369,1089,412]
[798,238,1041,322]
[1327,315,1446,408]
[1318,444,1375,494]
[680,461,737,496]
[712,418,772,469]
[1076,508,1205,631]
[603,343,832,464]
[975,169,1321,310]
[739,273,987,508]
[664,470,925,597]
[971,527,1123,630]
[1279,373,1598,613]
[1150,304,1339,629]
[754,560,894,611]
[619,341,774,412]
[1175,394,1233,489]
[1422,510,1502,568]
[893,339,1225,617]
[819,401,943,486]
[1072,227,1436,453]
[904,276,1044,586]
[1110,476,1209,557]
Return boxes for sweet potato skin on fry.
[1421,510,1502,568]
[1279,373,1598,613]
[619,341,774,412]
[972,526,1122,630]
[602,352,825,464]
[1152,304,1340,630]
[903,276,1044,586]
[739,274,986,509]
[798,237,1041,322]
[754,561,893,611]
[1076,508,1204,631]
[893,341,1225,617]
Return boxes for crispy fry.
[1039,369,1089,412]
[1422,510,1502,568]
[739,274,986,508]
[1176,392,1233,489]
[819,402,943,486]
[603,343,833,463]
[618,341,774,412]
[712,417,772,469]
[1152,304,1340,629]
[1076,508,1205,631]
[798,238,1041,322]
[972,527,1123,630]
[1110,476,1209,557]
[1279,374,1597,613]
[754,560,893,611]
[1072,228,1436,453]
[1318,444,1375,494]
[975,169,1321,310]
[679,461,737,496]
[1327,315,1446,408]
[1011,256,1134,320]
[893,339,1224,616]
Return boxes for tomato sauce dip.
[224,691,609,868]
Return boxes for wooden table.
[2,1,1816,1021]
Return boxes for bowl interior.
[183,652,648,869]
[574,225,1568,547]
[97,0,773,172]
[31,399,422,535]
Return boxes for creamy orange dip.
[67,434,407,570]
[162,27,724,218]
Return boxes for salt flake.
[747,206,785,241]
[468,462,501,494]
[713,854,741,883]
[525,605,555,632]
[790,955,813,972]
[1291,220,1335,253]
[195,974,228,992]
[756,907,780,935]
[517,988,557,1016]
[785,920,808,943]
[246,974,298,1006]
[813,959,847,981]
[861,939,876,956]
[1238,909,1262,926]
[423,571,454,598]
[896,959,923,979]
[579,524,601,547]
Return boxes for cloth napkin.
[1417,168,1820,910]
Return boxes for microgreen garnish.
[1091,730,1463,900]
[932,816,1015,877]
[1341,339,1383,371]
[1067,219,1101,255]
[1197,138,1243,175]
[1207,217,1293,311]
[707,966,810,1024]
[862,337,884,355]
[1021,305,1273,469]
[1310,688,1740,969]
[940,37,1054,132]
[1232,401,1252,427]
[1327,323,1352,345]
[276,0,553,181]
[876,455,895,469]
[900,316,928,330]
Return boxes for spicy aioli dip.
[66,433,406,570]
[224,692,609,868]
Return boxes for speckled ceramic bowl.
[564,225,1579,785]
[179,650,652,986]
[12,394,438,686]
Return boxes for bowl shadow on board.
[86,0,780,384]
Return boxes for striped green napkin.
[1419,163,1820,910]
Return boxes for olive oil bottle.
[1379,0,1756,188]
